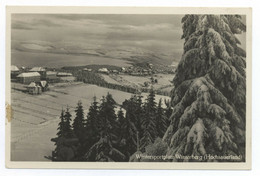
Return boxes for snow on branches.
[165,15,246,161]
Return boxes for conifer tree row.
[51,89,171,161]
[163,15,246,161]
[85,93,125,161]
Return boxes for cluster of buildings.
[81,62,176,77]
[27,81,48,95]
[81,65,153,76]
[82,67,119,75]
[11,65,74,95]
[121,66,153,76]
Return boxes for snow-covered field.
[10,82,170,161]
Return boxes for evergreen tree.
[50,108,76,161]
[115,108,129,160]
[85,93,125,161]
[84,96,100,150]
[156,98,167,138]
[72,101,85,143]
[163,15,246,161]
[57,108,65,139]
[117,108,125,127]
[64,107,73,138]
[84,136,125,161]
[116,108,126,146]
[98,93,118,141]
[121,97,140,158]
[135,95,144,136]
[51,108,65,159]
[140,88,157,151]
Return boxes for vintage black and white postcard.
[5,6,252,169]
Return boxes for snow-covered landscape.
[9,13,247,164]
[11,82,170,161]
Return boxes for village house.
[17,72,41,84]
[27,82,42,95]
[83,68,92,72]
[148,63,153,69]
[57,72,75,82]
[98,68,109,74]
[11,65,20,79]
[29,67,46,79]
[121,67,127,73]
[57,72,73,77]
[45,71,59,83]
[39,81,48,92]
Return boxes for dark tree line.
[50,89,172,161]
[72,70,171,96]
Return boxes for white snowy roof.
[83,68,92,71]
[27,82,37,87]
[98,68,109,72]
[40,81,47,87]
[17,72,41,77]
[57,72,72,76]
[29,67,46,72]
[11,65,19,71]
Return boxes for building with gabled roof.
[98,68,109,74]
[11,65,19,72]
[26,82,42,95]
[45,71,59,83]
[17,72,41,84]
[11,65,20,79]
[83,68,92,72]
[57,72,73,77]
[29,67,46,79]
[29,67,46,72]
[38,81,48,92]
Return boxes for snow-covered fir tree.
[64,107,74,138]
[84,96,100,150]
[120,96,140,159]
[57,108,65,139]
[72,101,85,143]
[51,108,76,161]
[85,93,125,161]
[156,98,167,138]
[163,15,246,161]
[114,108,130,161]
[140,88,157,151]
[98,93,118,141]
[52,108,65,159]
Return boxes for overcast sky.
[12,14,183,56]
[11,14,246,62]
